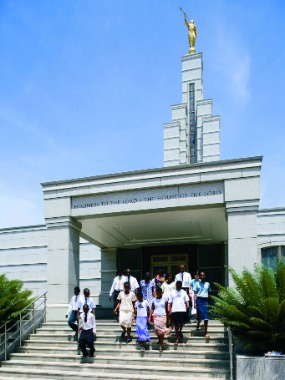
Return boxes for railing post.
[32,301,35,334]
[4,323,7,361]
[19,313,22,348]
[44,293,47,324]
[0,291,47,361]
[228,327,234,380]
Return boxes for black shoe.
[121,331,126,338]
[81,355,87,360]
[179,332,183,337]
[126,338,131,344]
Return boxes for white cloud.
[232,55,250,99]
[208,15,251,101]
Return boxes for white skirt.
[119,310,133,328]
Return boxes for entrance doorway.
[118,243,225,293]
[150,253,189,278]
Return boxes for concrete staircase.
[0,319,231,379]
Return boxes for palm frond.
[262,297,280,327]
[248,317,273,332]
[230,268,262,309]
[276,261,285,302]
[257,265,278,300]
[246,305,263,319]
[213,261,285,354]
[275,299,285,330]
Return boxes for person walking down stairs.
[134,291,150,351]
[109,269,126,321]
[65,286,80,341]
[194,271,211,339]
[169,280,189,345]
[114,282,137,344]
[78,304,96,361]
[149,287,172,352]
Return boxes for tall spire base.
[189,47,196,54]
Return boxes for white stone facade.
[257,208,285,262]
[0,226,101,303]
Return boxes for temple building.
[1,47,285,320]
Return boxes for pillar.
[227,209,259,284]
[225,176,260,286]
[99,248,117,308]
[46,216,82,320]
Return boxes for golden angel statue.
[180,7,197,54]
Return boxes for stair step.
[18,346,229,359]
[1,318,230,379]
[23,339,228,351]
[1,360,230,378]
[30,333,227,344]
[0,367,229,380]
[40,329,227,338]
[9,353,229,369]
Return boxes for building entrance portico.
[42,155,261,320]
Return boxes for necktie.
[181,272,184,284]
[85,297,87,304]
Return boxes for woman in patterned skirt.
[134,291,150,351]
[149,287,172,352]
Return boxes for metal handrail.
[0,292,47,361]
[228,326,234,380]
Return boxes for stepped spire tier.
[163,53,220,166]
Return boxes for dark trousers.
[112,290,120,309]
[182,288,191,323]
[68,310,78,332]
[79,329,95,357]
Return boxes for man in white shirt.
[125,268,139,294]
[109,269,126,320]
[175,264,192,295]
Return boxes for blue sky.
[0,0,285,228]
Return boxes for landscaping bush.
[211,261,285,354]
[0,274,34,325]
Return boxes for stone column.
[227,210,258,285]
[46,216,82,321]
[99,248,117,308]
[225,176,260,286]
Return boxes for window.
[261,246,285,271]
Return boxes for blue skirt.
[196,298,209,320]
[136,316,150,341]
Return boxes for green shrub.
[0,274,34,325]
[211,261,285,354]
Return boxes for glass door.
[150,253,189,278]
